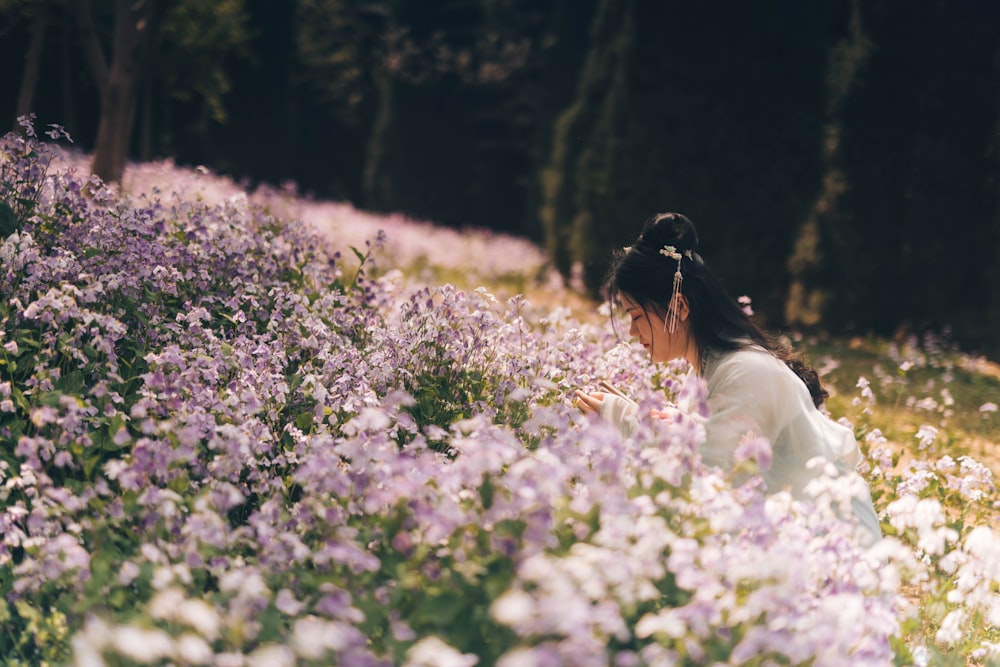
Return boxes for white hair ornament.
[659,245,693,333]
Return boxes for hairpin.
[659,245,692,333]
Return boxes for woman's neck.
[683,334,702,375]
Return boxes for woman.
[575,212,881,543]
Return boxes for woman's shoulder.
[705,345,815,418]
[706,346,795,388]
[708,346,783,373]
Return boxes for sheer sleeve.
[600,394,638,438]
[702,350,795,470]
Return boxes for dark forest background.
[3,0,1000,357]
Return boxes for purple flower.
[734,434,773,471]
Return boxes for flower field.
[2,121,999,666]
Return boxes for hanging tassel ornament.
[659,245,691,333]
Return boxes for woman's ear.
[674,294,691,322]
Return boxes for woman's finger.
[573,390,604,413]
[650,409,672,422]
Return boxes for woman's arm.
[702,350,789,469]
[573,390,639,437]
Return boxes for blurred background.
[2,0,999,356]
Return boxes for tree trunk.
[539,0,629,285]
[785,0,871,329]
[140,73,153,161]
[91,79,141,184]
[362,65,394,210]
[14,3,49,128]
[76,0,165,185]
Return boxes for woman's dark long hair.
[607,212,828,407]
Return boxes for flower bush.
[1,121,998,666]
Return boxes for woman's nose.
[629,319,638,337]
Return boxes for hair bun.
[637,212,700,253]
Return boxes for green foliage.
[540,0,632,285]
[792,1,1000,350]
[540,0,832,309]
[156,0,254,124]
[0,147,47,239]
[293,0,387,125]
[0,0,44,24]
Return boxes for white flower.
[988,599,1000,627]
[175,634,213,665]
[290,616,353,660]
[247,644,295,667]
[403,636,478,667]
[71,636,106,667]
[914,424,938,449]
[980,402,998,413]
[151,567,174,589]
[291,616,328,660]
[149,590,220,640]
[965,525,1000,557]
[275,588,304,615]
[111,626,173,664]
[215,653,246,667]
[72,616,112,667]
[635,609,686,639]
[737,295,754,316]
[490,589,534,626]
[118,561,140,586]
[496,648,540,667]
[973,642,1000,661]
[149,588,185,619]
[935,609,967,646]
[177,599,221,639]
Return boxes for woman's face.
[621,293,688,363]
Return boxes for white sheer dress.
[600,346,882,544]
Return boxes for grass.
[800,334,1000,469]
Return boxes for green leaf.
[479,474,495,510]
[13,600,40,624]
[83,452,103,479]
[56,370,85,395]
[295,411,314,432]
[413,591,466,626]
[39,390,63,407]
[108,413,126,436]
[107,588,128,609]
[483,564,514,600]
[91,426,111,453]
[16,332,41,349]
[0,201,16,238]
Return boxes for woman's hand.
[650,406,681,423]
[573,390,605,415]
